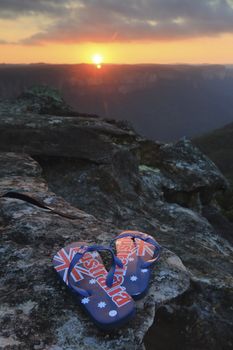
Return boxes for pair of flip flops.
[52,230,161,330]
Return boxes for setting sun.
[92,53,103,68]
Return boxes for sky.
[0,0,233,64]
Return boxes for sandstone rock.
[0,91,232,349]
[18,85,72,116]
[0,153,190,350]
[0,113,137,163]
[34,141,232,349]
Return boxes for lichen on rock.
[0,90,232,350]
[0,152,190,350]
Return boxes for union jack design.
[135,238,155,257]
[53,247,90,284]
[117,231,155,259]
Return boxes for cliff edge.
[0,88,232,350]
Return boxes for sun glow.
[92,53,103,68]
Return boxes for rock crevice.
[0,89,232,350]
[0,152,190,350]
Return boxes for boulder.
[0,113,137,164]
[0,90,232,349]
[0,152,190,350]
[18,85,72,115]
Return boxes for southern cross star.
[81,297,90,304]
[89,278,97,284]
[141,269,148,273]
[98,301,106,308]
[91,252,99,258]
[130,275,138,282]
[109,310,117,317]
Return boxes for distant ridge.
[1,64,233,141]
[193,121,233,180]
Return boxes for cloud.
[0,0,69,18]
[1,0,233,44]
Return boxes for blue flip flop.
[112,231,161,299]
[52,242,135,330]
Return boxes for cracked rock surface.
[0,153,189,350]
[0,89,232,350]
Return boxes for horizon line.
[1,62,233,66]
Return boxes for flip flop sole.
[52,242,135,329]
[115,232,159,299]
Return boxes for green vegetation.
[23,85,63,102]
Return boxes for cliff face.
[0,90,232,350]
[1,64,233,142]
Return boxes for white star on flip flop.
[130,275,138,282]
[81,297,90,304]
[89,279,97,284]
[91,252,99,258]
[98,301,106,308]
[109,310,117,317]
[141,269,148,273]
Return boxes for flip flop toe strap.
[67,245,123,297]
[112,231,161,268]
